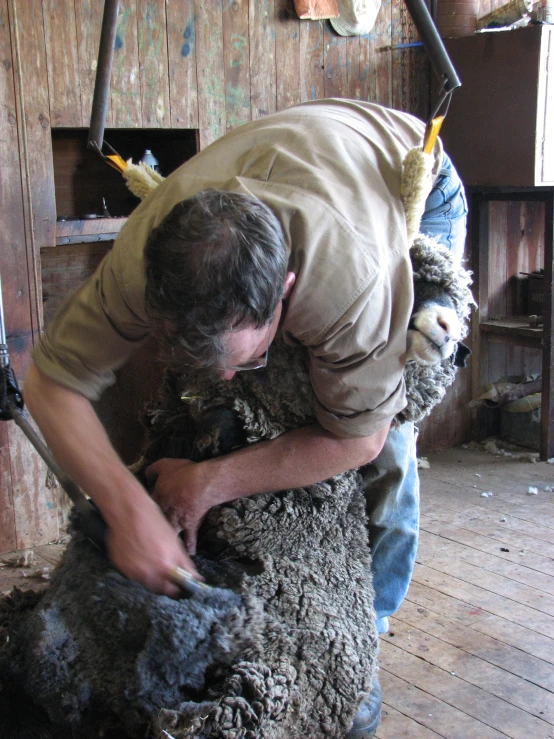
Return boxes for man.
[24,99,466,738]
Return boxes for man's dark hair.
[144,189,288,369]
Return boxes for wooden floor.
[1,444,554,738]
[377,445,554,739]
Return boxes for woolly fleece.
[0,235,473,739]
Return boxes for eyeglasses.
[220,323,272,372]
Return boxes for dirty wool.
[0,236,472,739]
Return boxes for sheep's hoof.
[345,677,381,738]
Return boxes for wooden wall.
[1,0,441,551]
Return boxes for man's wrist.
[95,469,153,527]
[197,455,241,507]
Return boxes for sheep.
[407,238,472,369]
[0,233,473,739]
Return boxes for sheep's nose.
[437,317,451,344]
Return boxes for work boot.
[345,678,382,738]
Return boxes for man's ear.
[283,272,296,298]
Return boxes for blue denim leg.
[360,152,467,636]
[361,422,419,633]
[420,152,468,264]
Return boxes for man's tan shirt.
[33,99,443,439]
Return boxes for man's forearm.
[24,363,200,593]
[198,422,390,507]
[23,363,148,525]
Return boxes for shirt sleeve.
[307,255,413,439]
[32,245,153,401]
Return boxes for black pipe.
[404,0,461,94]
[87,0,121,153]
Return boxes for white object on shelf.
[140,149,159,170]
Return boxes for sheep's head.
[407,293,462,365]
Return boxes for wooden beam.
[540,193,554,459]
[223,0,251,129]
[12,0,56,251]
[43,0,83,127]
[111,0,142,127]
[196,0,225,148]
[136,0,170,127]
[275,0,301,110]
[1,0,58,551]
[166,0,199,129]
[249,0,277,118]
[299,18,324,103]
[75,0,107,128]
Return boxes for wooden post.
[0,0,59,552]
[540,193,554,460]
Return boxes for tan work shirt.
[33,99,443,439]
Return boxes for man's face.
[217,271,295,380]
[217,302,283,380]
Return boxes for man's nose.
[217,369,236,381]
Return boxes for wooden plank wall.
[0,0,439,551]
[0,0,59,551]
[36,0,431,143]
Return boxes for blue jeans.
[420,152,468,264]
[365,152,467,634]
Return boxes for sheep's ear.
[452,342,471,368]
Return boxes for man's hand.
[23,364,202,598]
[105,492,201,597]
[145,458,212,555]
[143,423,390,559]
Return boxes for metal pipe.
[0,273,8,369]
[404,0,461,93]
[87,0,121,153]
[10,406,108,547]
[10,407,88,509]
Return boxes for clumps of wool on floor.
[0,236,473,739]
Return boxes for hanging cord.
[9,0,44,337]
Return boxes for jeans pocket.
[424,175,453,218]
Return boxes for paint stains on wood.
[41,0,432,140]
[195,1,225,147]
[111,1,142,127]
[136,0,169,126]
[166,0,198,128]
[223,0,251,129]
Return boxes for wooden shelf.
[55,217,126,245]
[470,187,553,459]
[479,317,543,343]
